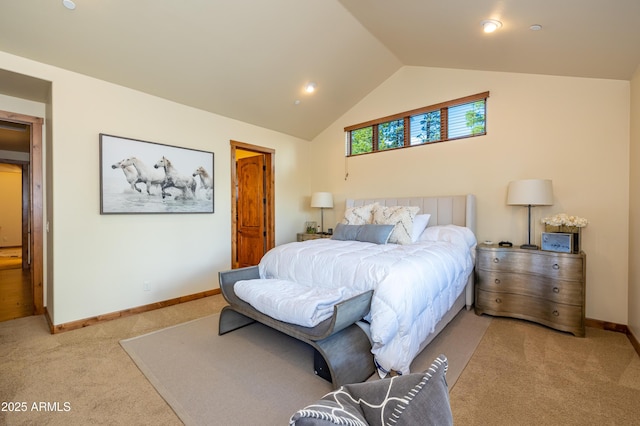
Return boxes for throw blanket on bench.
[234,279,360,327]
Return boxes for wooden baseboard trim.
[585,317,640,357]
[628,329,640,357]
[585,317,628,334]
[48,288,221,334]
[44,306,54,332]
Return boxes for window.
[409,111,440,145]
[378,119,404,150]
[350,127,373,155]
[345,92,488,156]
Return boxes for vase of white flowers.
[541,214,588,253]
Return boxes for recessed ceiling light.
[294,100,301,105]
[305,82,317,93]
[530,24,543,31]
[63,0,76,10]
[480,19,502,33]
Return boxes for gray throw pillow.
[331,223,361,241]
[290,355,452,426]
[331,223,394,244]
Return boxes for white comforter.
[234,279,361,327]
[257,225,476,375]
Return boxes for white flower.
[541,213,588,228]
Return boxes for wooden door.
[236,155,266,267]
[0,110,43,317]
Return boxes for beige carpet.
[121,308,491,426]
[0,296,228,426]
[450,318,640,426]
[3,294,638,425]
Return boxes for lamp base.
[520,244,539,250]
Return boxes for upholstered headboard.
[345,194,476,235]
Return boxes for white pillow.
[411,214,431,242]
[372,205,419,245]
[342,203,377,225]
[419,224,477,248]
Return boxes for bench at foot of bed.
[218,266,375,389]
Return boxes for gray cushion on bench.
[290,355,452,426]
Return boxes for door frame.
[230,140,275,268]
[0,110,44,315]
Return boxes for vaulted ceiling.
[0,0,639,145]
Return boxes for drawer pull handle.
[552,310,559,316]
[553,287,560,293]
[552,264,560,270]
[493,258,500,263]
[495,298,502,304]
[494,278,501,284]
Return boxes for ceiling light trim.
[62,0,76,10]
[304,82,317,94]
[481,19,502,33]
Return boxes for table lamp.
[311,192,333,234]
[507,179,553,249]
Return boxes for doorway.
[0,110,44,321]
[230,141,275,269]
[0,162,32,322]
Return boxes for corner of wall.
[628,64,640,338]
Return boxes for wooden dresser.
[475,245,586,337]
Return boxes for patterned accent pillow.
[341,203,377,225]
[372,205,420,245]
[290,399,367,425]
[290,355,452,426]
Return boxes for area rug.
[120,308,491,425]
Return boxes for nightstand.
[475,244,586,337]
[296,233,332,242]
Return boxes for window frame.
[344,91,489,157]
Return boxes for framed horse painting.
[99,134,214,214]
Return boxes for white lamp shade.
[507,179,554,206]
[310,192,333,208]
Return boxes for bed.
[219,194,476,388]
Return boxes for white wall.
[0,51,311,325]
[310,66,630,325]
[629,65,640,338]
[1,51,634,329]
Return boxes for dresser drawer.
[475,289,584,336]
[477,250,583,280]
[476,271,583,305]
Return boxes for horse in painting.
[111,159,140,192]
[193,166,213,189]
[120,157,165,195]
[154,156,197,199]
[193,166,213,199]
